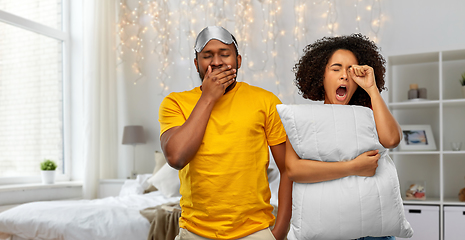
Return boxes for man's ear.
[236,54,242,69]
[194,58,199,73]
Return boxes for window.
[0,0,69,183]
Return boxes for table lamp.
[122,125,146,179]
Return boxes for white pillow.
[153,151,166,175]
[277,104,413,240]
[147,163,181,198]
[119,174,152,196]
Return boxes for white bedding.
[0,190,181,240]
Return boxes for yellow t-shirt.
[159,82,286,239]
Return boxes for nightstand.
[98,179,126,198]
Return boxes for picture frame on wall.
[399,125,436,151]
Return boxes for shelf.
[402,198,465,206]
[402,197,441,205]
[443,150,465,155]
[388,52,439,65]
[390,151,440,155]
[391,151,465,155]
[388,99,465,108]
[388,49,465,240]
[443,198,465,206]
[442,49,465,61]
[442,99,465,107]
[388,100,440,109]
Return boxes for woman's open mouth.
[336,86,347,101]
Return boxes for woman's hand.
[349,65,378,95]
[348,149,380,177]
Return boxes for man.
[159,26,291,240]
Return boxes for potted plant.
[460,72,465,98]
[40,159,57,184]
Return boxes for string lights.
[369,0,382,43]
[117,0,383,101]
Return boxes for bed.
[0,153,281,240]
[0,178,181,240]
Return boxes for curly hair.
[293,33,386,107]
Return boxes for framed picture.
[399,125,436,151]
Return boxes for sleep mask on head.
[194,26,238,53]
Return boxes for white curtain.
[82,0,118,199]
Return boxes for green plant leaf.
[40,159,57,171]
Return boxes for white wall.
[380,0,465,56]
[111,0,465,179]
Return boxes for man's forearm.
[161,96,215,169]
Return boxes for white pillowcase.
[119,174,153,197]
[153,151,166,175]
[277,104,413,240]
[147,163,181,198]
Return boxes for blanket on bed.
[140,203,181,240]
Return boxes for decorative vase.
[41,170,56,184]
[462,85,465,98]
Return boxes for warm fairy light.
[117,0,383,99]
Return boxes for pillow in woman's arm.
[277,104,413,240]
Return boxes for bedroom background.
[112,0,465,188]
[0,0,464,202]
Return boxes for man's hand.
[201,65,236,101]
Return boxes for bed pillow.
[143,151,168,194]
[153,151,166,175]
[119,174,152,196]
[147,163,181,198]
[277,104,413,240]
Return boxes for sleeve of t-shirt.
[265,93,287,146]
[158,94,186,137]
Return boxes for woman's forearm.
[369,91,402,148]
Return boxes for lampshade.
[122,125,146,145]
